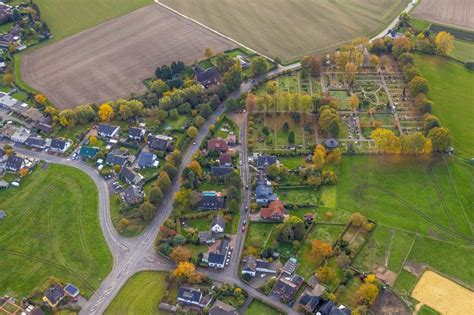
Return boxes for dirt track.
[412,0,474,30]
[21,4,235,109]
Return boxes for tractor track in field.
[352,183,474,244]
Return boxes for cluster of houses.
[0,296,43,315]
[0,125,71,153]
[0,149,36,186]
[170,286,238,315]
[42,283,80,308]
[196,214,233,269]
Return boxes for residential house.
[299,293,323,314]
[317,301,351,315]
[0,4,12,25]
[219,153,232,166]
[255,184,277,206]
[137,151,158,168]
[25,135,46,149]
[128,127,146,141]
[241,256,277,277]
[211,166,233,177]
[209,300,237,315]
[11,127,30,143]
[256,155,277,169]
[260,200,286,221]
[121,185,144,205]
[0,24,21,50]
[210,215,225,236]
[42,285,65,308]
[197,191,225,211]
[198,231,215,245]
[79,146,99,159]
[177,286,212,308]
[63,284,80,298]
[50,139,71,153]
[120,167,144,185]
[226,134,236,147]
[5,155,23,172]
[148,134,172,151]
[272,274,304,302]
[195,67,221,88]
[35,117,53,134]
[205,239,229,269]
[97,124,120,138]
[207,138,228,153]
[105,153,128,167]
[282,257,298,276]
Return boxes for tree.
[214,53,234,73]
[345,62,357,84]
[400,132,431,154]
[392,36,411,57]
[187,160,202,176]
[414,93,433,113]
[354,283,379,306]
[58,109,77,127]
[157,172,172,192]
[98,103,114,122]
[408,76,429,96]
[187,126,198,139]
[369,55,379,67]
[302,55,322,76]
[288,130,295,144]
[312,144,326,169]
[150,79,168,97]
[250,56,269,77]
[3,73,13,85]
[19,168,29,177]
[170,246,192,263]
[350,95,360,111]
[149,186,163,205]
[204,47,214,58]
[34,94,47,104]
[319,107,341,137]
[371,128,401,154]
[311,240,333,259]
[172,262,203,283]
[113,164,121,174]
[423,114,441,132]
[326,148,342,165]
[138,202,155,222]
[428,127,452,152]
[245,94,257,112]
[316,266,334,284]
[223,62,243,91]
[89,136,98,146]
[350,213,368,228]
[266,80,278,94]
[435,31,454,56]
[195,115,206,128]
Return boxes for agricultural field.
[21,5,236,109]
[414,55,474,157]
[33,0,153,41]
[336,155,474,288]
[160,0,410,62]
[412,0,474,30]
[0,164,112,298]
[452,39,474,62]
[105,271,169,315]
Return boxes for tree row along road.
[16,64,300,315]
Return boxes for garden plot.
[276,71,321,97]
[329,90,351,110]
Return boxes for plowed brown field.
[412,0,474,30]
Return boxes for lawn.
[414,54,474,157]
[277,187,320,205]
[0,164,112,298]
[105,271,169,315]
[187,217,211,231]
[278,156,307,169]
[245,299,282,315]
[337,155,474,287]
[452,39,474,62]
[244,223,274,252]
[161,0,409,62]
[35,0,153,42]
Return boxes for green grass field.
[245,299,282,315]
[105,271,168,315]
[414,54,474,157]
[0,164,112,298]
[161,0,409,62]
[452,40,474,62]
[36,0,152,41]
[337,156,474,287]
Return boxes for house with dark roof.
[256,155,277,169]
[36,122,53,134]
[219,153,232,166]
[5,155,23,172]
[226,134,236,147]
[79,146,99,159]
[0,4,12,25]
[260,200,286,222]
[241,256,277,277]
[198,231,215,245]
[209,300,237,315]
[120,167,144,185]
[63,284,80,298]
[50,139,71,153]
[207,138,228,153]
[121,185,144,205]
[42,285,65,308]
[299,293,323,313]
[25,135,46,149]
[195,67,221,88]
[210,215,226,236]
[177,287,212,308]
[205,239,230,269]
[105,153,128,167]
[97,124,119,138]
[282,257,298,276]
[128,127,146,141]
[137,151,158,168]
[255,184,277,206]
[197,191,225,211]
[272,274,304,302]
[317,301,351,315]
[211,166,233,178]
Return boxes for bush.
[466,61,474,70]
